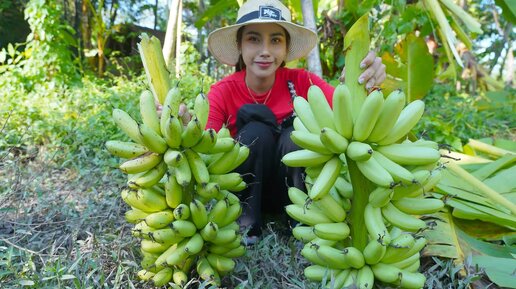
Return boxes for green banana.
[170,220,197,237]
[391,169,432,200]
[381,233,416,263]
[194,92,209,130]
[293,96,321,134]
[184,148,210,185]
[165,173,183,208]
[105,140,149,159]
[112,108,144,144]
[377,143,441,166]
[390,252,420,269]
[162,114,183,149]
[172,203,191,220]
[188,199,208,230]
[137,269,155,281]
[220,245,246,258]
[210,173,243,191]
[209,198,229,226]
[119,152,162,174]
[141,239,174,254]
[319,127,349,154]
[124,208,149,224]
[197,182,220,199]
[290,130,332,154]
[292,225,317,242]
[172,268,188,286]
[281,149,333,167]
[356,265,374,289]
[346,141,373,162]
[303,265,336,282]
[206,137,236,154]
[208,142,241,174]
[363,236,387,265]
[314,193,347,222]
[356,157,395,188]
[313,222,350,241]
[196,256,221,285]
[372,150,414,183]
[334,176,353,199]
[332,83,354,139]
[166,241,189,266]
[381,202,427,232]
[368,186,394,208]
[371,262,402,284]
[152,267,173,287]
[307,84,335,130]
[218,202,242,228]
[174,153,192,187]
[207,253,236,274]
[285,204,332,226]
[130,161,167,188]
[138,123,168,154]
[293,116,309,132]
[121,188,168,213]
[364,204,391,244]
[352,89,384,142]
[151,227,184,245]
[393,197,445,215]
[191,128,218,153]
[210,226,237,245]
[399,270,426,289]
[308,156,342,200]
[164,149,182,167]
[367,89,405,143]
[181,116,203,148]
[184,233,204,255]
[139,90,161,135]
[316,245,352,270]
[377,99,425,145]
[200,221,219,241]
[288,186,309,206]
[145,209,174,229]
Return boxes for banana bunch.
[107,88,248,287]
[282,84,447,288]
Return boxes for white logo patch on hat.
[259,6,281,20]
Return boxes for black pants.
[235,119,304,236]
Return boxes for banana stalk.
[343,13,370,121]
[446,161,516,215]
[347,157,376,251]
[138,34,172,105]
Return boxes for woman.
[204,0,386,242]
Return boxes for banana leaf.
[471,256,516,288]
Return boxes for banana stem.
[446,161,516,215]
[346,157,376,250]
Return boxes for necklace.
[246,84,273,105]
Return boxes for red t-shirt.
[206,67,335,136]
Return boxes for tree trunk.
[301,0,323,77]
[163,0,180,70]
[175,0,183,77]
[81,0,95,69]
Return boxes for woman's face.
[240,23,288,80]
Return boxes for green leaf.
[495,0,516,24]
[403,33,434,101]
[484,166,516,195]
[471,153,516,181]
[194,0,239,28]
[472,255,516,288]
[453,217,516,240]
[457,228,516,258]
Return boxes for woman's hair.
[235,25,291,72]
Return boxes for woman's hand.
[339,51,386,91]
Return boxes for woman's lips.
[255,62,272,68]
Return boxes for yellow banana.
[367,89,405,143]
[200,221,219,241]
[124,208,148,224]
[119,152,162,174]
[307,84,335,130]
[183,148,209,185]
[363,236,387,265]
[368,186,394,208]
[172,268,188,286]
[377,143,441,166]
[293,96,321,134]
[319,127,349,154]
[356,265,374,289]
[184,233,204,255]
[308,156,342,200]
[314,193,347,222]
[152,267,173,287]
[356,157,395,188]
[162,114,183,149]
[332,83,354,139]
[381,202,427,232]
[105,140,149,159]
[191,128,218,153]
[112,108,144,144]
[281,149,333,167]
[121,187,168,213]
[346,141,373,162]
[194,92,209,130]
[372,150,414,183]
[164,173,183,208]
[139,90,161,135]
[393,197,445,215]
[207,253,236,274]
[130,161,167,188]
[290,130,332,154]
[145,209,174,229]
[170,220,196,237]
[364,204,391,244]
[292,225,317,242]
[138,123,168,154]
[285,204,332,226]
[377,99,425,145]
[313,222,350,241]
[181,116,204,148]
[353,89,384,142]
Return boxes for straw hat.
[207,0,318,66]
